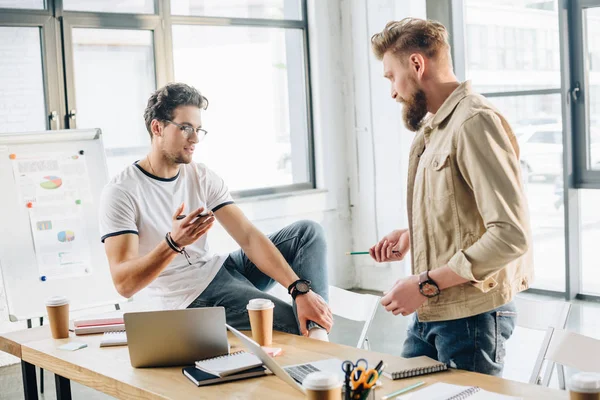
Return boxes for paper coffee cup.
[303,372,342,400]
[247,298,274,346]
[569,372,600,400]
[45,296,70,339]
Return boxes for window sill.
[234,188,328,203]
[231,188,336,221]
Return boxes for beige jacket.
[408,81,533,322]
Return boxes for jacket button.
[433,161,438,168]
[488,282,495,288]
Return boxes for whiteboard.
[0,129,122,321]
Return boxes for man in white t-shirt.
[99,83,332,339]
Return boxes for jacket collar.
[424,80,472,131]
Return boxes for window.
[528,131,561,144]
[63,0,155,14]
[0,0,44,10]
[461,0,600,300]
[463,1,564,292]
[170,0,302,20]
[496,95,565,292]
[0,27,46,133]
[0,0,314,197]
[464,0,561,92]
[70,29,156,178]
[571,3,600,184]
[172,25,310,192]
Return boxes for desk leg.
[20,361,39,400]
[55,374,72,400]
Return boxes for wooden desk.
[1,327,567,400]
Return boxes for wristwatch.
[287,279,311,300]
[418,271,440,298]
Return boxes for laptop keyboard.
[284,363,321,383]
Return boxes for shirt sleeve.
[204,167,234,212]
[98,184,139,243]
[448,111,531,285]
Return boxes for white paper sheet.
[10,152,94,280]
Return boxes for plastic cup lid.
[247,298,275,310]
[302,372,342,391]
[569,372,600,393]
[45,296,69,307]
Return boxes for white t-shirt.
[99,162,234,310]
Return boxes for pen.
[381,381,425,400]
[374,360,386,377]
[345,251,401,255]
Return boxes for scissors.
[350,366,378,391]
[341,358,369,379]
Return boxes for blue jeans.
[187,220,329,335]
[401,301,517,376]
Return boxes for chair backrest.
[533,327,600,387]
[266,285,380,349]
[514,295,571,330]
[327,286,380,349]
[512,296,571,388]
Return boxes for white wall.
[343,0,427,291]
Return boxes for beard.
[161,145,193,165]
[401,88,428,132]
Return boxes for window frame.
[569,0,600,188]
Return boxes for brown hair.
[143,83,208,140]
[371,18,450,62]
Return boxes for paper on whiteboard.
[11,152,93,207]
[28,205,92,279]
[10,152,94,280]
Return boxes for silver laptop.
[124,308,229,368]
[226,324,344,393]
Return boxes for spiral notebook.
[382,356,448,380]
[99,331,128,347]
[397,383,521,399]
[195,350,263,377]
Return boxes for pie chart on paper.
[57,230,75,243]
[40,175,63,190]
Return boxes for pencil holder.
[342,387,376,400]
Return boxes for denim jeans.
[401,301,517,376]
[187,220,329,335]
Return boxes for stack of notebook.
[73,311,125,335]
[183,351,267,387]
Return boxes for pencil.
[345,251,401,255]
[380,381,425,400]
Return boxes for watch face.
[296,281,310,293]
[421,282,440,297]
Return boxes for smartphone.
[176,212,211,221]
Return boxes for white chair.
[531,327,600,388]
[512,296,571,388]
[267,285,380,350]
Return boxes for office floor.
[1,292,598,400]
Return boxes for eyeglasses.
[164,120,208,141]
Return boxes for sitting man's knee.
[295,219,326,244]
